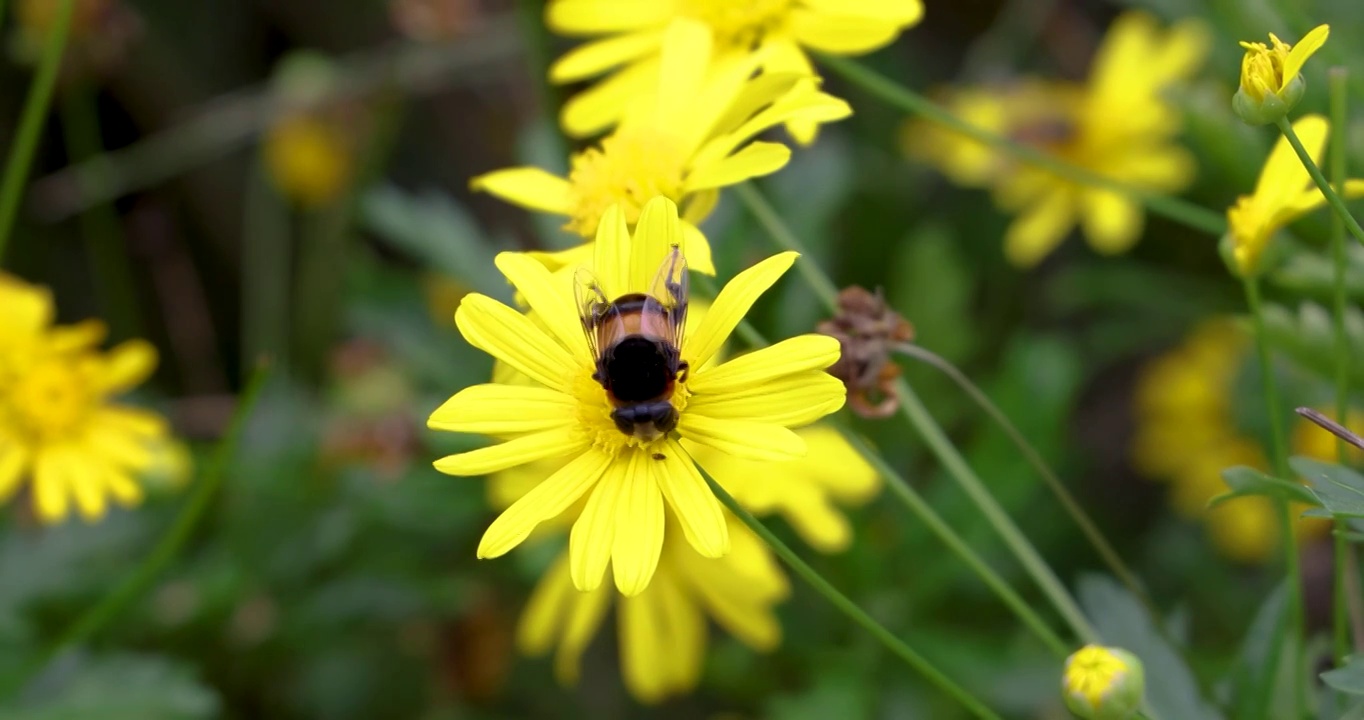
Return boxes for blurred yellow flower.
[1131,319,1328,562]
[518,513,787,703]
[545,0,920,140]
[906,12,1208,267]
[0,272,172,523]
[472,19,851,275]
[1292,407,1364,463]
[1233,25,1328,125]
[1226,114,1364,276]
[1062,645,1145,720]
[427,197,844,596]
[263,114,353,207]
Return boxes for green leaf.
[1291,456,1364,518]
[1261,302,1364,388]
[1323,656,1364,696]
[1227,581,1292,719]
[1211,466,1319,508]
[1270,241,1364,301]
[1077,575,1223,720]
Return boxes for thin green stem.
[816,54,1227,237]
[1243,276,1302,719]
[1,366,270,699]
[703,472,1002,720]
[735,183,840,308]
[242,160,291,376]
[838,428,1069,656]
[58,85,143,341]
[514,0,567,161]
[1274,116,1364,251]
[1328,67,1352,665]
[894,343,1151,613]
[0,0,76,264]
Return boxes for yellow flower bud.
[1233,25,1329,125]
[1062,645,1146,720]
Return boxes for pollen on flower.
[1064,645,1127,706]
[570,369,689,456]
[679,0,791,49]
[565,129,688,236]
[7,359,91,441]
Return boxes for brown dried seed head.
[818,286,913,419]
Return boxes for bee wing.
[573,266,615,363]
[645,244,689,352]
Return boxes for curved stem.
[1242,277,1302,719]
[1328,66,1354,665]
[0,0,76,264]
[894,343,1151,612]
[1,367,270,698]
[815,54,1227,237]
[703,472,1003,720]
[1274,116,1364,251]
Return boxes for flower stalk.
[1273,115,1364,250]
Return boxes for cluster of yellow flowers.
[0,273,173,524]
[429,0,924,702]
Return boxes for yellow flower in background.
[906,12,1208,267]
[518,514,787,703]
[1233,24,1328,125]
[263,114,353,207]
[427,197,845,596]
[545,0,920,141]
[1226,114,1364,276]
[472,18,852,275]
[0,273,172,523]
[1062,645,1146,720]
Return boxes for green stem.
[703,472,1003,720]
[1328,67,1352,665]
[1242,276,1302,719]
[895,343,1152,613]
[1274,116,1364,251]
[514,0,567,161]
[838,428,1069,656]
[58,85,143,341]
[740,179,1098,644]
[242,160,291,376]
[1,366,270,699]
[0,0,76,264]
[815,54,1227,237]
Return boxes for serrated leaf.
[1292,456,1364,518]
[1077,575,1223,720]
[1211,466,1319,508]
[1323,656,1364,696]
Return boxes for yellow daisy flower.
[427,196,845,595]
[1226,114,1364,276]
[907,12,1208,267]
[263,114,354,207]
[471,18,852,274]
[518,513,787,703]
[0,273,172,523]
[1234,24,1328,125]
[545,0,920,141]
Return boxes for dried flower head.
[816,286,913,419]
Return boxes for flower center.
[679,0,791,49]
[571,366,689,456]
[565,128,688,238]
[7,358,93,441]
[1064,646,1128,706]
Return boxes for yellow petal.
[802,0,923,23]
[433,427,585,476]
[47,319,106,353]
[1254,114,1328,205]
[680,221,715,276]
[32,451,70,523]
[470,167,574,215]
[700,72,801,146]
[677,414,807,461]
[427,383,578,435]
[619,584,669,703]
[478,448,612,558]
[559,59,658,138]
[517,552,574,654]
[592,203,632,297]
[685,252,798,369]
[455,293,577,392]
[1079,190,1143,255]
[1282,24,1330,89]
[494,252,588,362]
[684,142,791,193]
[104,469,143,508]
[552,575,612,685]
[688,335,841,395]
[0,444,30,503]
[628,197,682,294]
[789,8,904,53]
[692,87,851,170]
[546,0,671,35]
[549,31,662,82]
[93,407,167,438]
[98,340,158,394]
[611,453,664,596]
[1003,188,1076,267]
[648,571,706,694]
[569,457,625,592]
[64,452,107,522]
[801,426,881,502]
[84,425,154,471]
[692,572,782,650]
[0,273,53,340]
[653,438,728,557]
[653,19,713,132]
[685,371,845,426]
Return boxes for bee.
[576,246,689,442]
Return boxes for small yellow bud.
[1233,25,1329,125]
[1062,645,1145,720]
